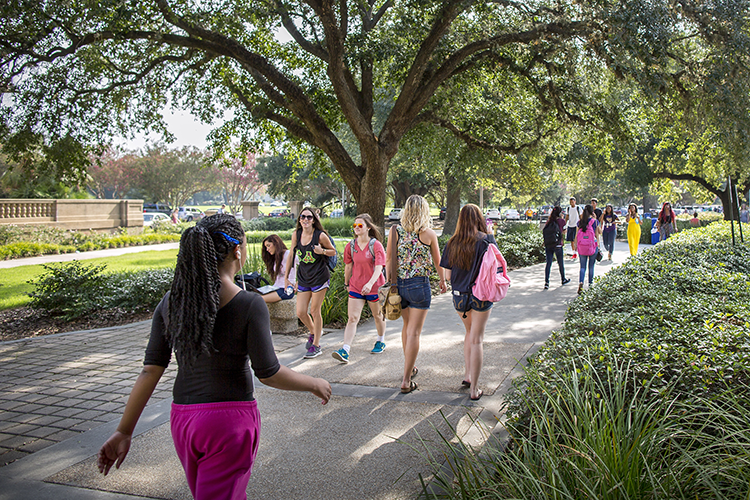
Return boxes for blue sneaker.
[303,345,322,359]
[371,341,386,354]
[332,348,349,363]
[305,334,314,350]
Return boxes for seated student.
[261,234,296,303]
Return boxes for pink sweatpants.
[170,401,260,500]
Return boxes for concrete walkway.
[0,242,640,500]
[0,243,181,269]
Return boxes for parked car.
[143,203,172,215]
[330,209,344,218]
[439,207,446,220]
[268,208,292,218]
[503,208,521,220]
[178,207,205,222]
[143,212,169,226]
[485,209,502,221]
[388,208,403,221]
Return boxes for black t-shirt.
[295,229,331,287]
[440,234,497,293]
[594,208,603,220]
[144,291,281,404]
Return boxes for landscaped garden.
[422,221,750,499]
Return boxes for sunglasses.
[299,214,314,220]
[352,223,364,229]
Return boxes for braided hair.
[167,214,245,365]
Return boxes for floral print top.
[396,226,434,279]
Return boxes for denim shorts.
[397,276,431,310]
[275,287,295,300]
[452,291,493,313]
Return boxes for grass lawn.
[0,249,179,311]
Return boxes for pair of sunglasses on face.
[352,223,365,229]
[299,214,314,220]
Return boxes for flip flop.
[411,367,419,378]
[470,390,483,401]
[461,380,471,387]
[400,381,418,394]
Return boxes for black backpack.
[542,222,562,248]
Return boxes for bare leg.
[308,288,327,346]
[263,292,282,304]
[400,307,429,391]
[367,300,386,339]
[465,309,491,399]
[458,310,473,383]
[343,297,366,346]
[296,291,314,336]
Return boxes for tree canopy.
[2,0,749,218]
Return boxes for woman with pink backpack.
[439,204,497,401]
[575,204,601,294]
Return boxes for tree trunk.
[442,166,461,236]
[353,152,389,227]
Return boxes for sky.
[120,109,213,150]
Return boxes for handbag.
[379,227,402,320]
[595,248,603,262]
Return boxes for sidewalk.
[0,242,639,500]
[0,242,181,270]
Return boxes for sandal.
[411,367,418,378]
[470,389,483,401]
[461,380,471,387]
[400,380,418,394]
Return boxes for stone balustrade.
[0,199,144,232]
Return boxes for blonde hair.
[401,195,431,233]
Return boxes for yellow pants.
[627,220,641,256]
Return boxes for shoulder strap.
[369,238,376,261]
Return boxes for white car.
[388,208,403,221]
[330,209,344,218]
[485,209,502,221]
[178,207,205,222]
[503,208,521,220]
[143,212,169,226]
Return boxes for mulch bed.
[0,307,153,342]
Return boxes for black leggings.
[545,246,566,284]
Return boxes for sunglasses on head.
[352,223,364,229]
[299,214,314,220]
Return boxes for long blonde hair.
[401,195,431,233]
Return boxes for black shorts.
[566,227,577,242]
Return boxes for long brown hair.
[295,207,325,232]
[354,213,383,241]
[261,234,288,282]
[447,204,486,270]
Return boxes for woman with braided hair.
[98,214,331,500]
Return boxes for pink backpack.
[472,244,511,302]
[575,219,597,256]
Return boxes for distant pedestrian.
[386,194,446,394]
[564,197,583,259]
[171,209,179,224]
[656,202,677,241]
[439,204,493,401]
[542,206,570,289]
[590,198,603,221]
[625,203,641,256]
[332,214,387,364]
[740,203,749,223]
[576,204,600,294]
[285,208,337,359]
[601,204,619,260]
[97,214,331,500]
[690,212,701,227]
[261,234,296,304]
[218,204,226,215]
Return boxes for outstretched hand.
[98,431,132,475]
[313,378,332,405]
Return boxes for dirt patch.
[0,307,153,342]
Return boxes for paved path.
[0,243,181,269]
[0,242,640,500]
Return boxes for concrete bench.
[266,296,299,334]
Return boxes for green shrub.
[27,261,109,320]
[263,217,297,231]
[506,221,750,427]
[321,217,357,237]
[0,242,76,260]
[437,222,544,270]
[245,230,293,244]
[105,268,174,310]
